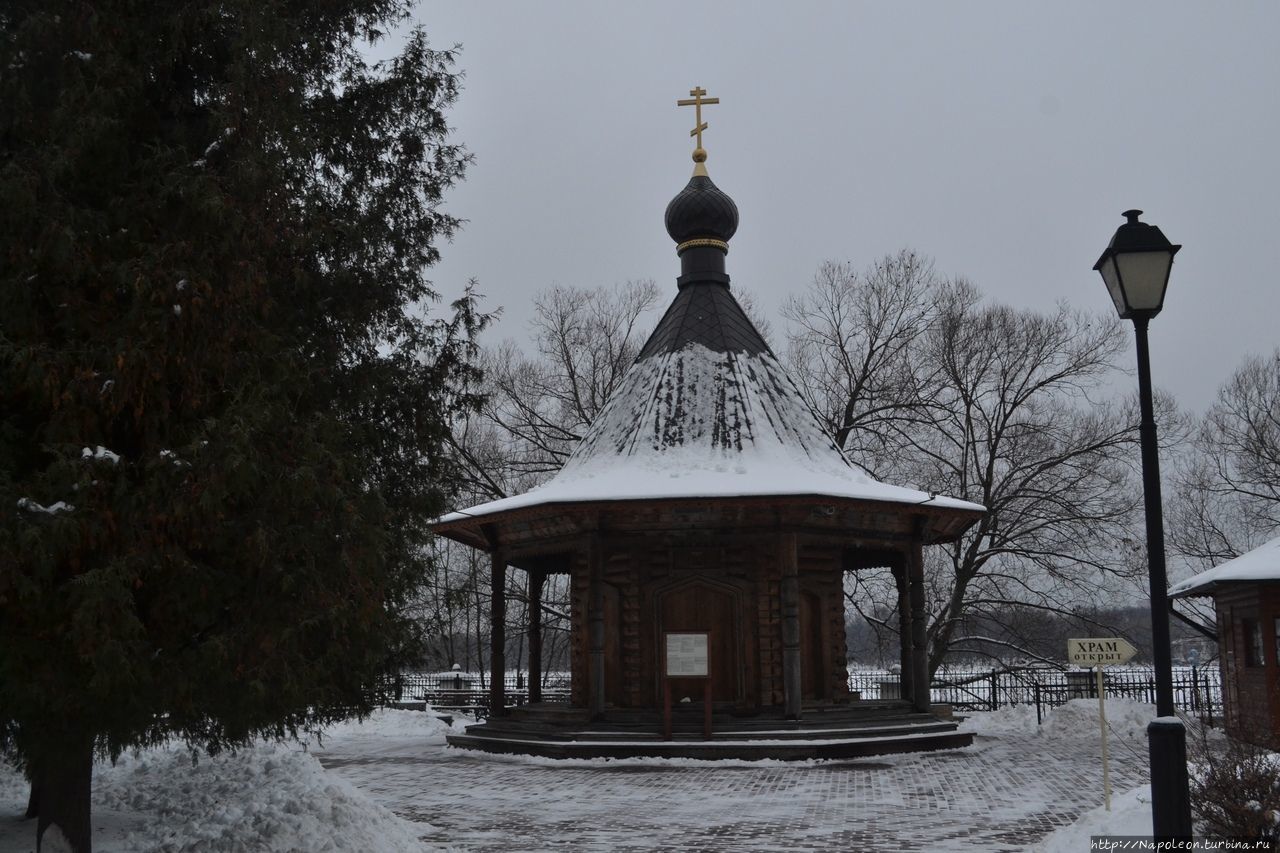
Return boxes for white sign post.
[1067,638,1138,811]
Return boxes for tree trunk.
[34,737,94,853]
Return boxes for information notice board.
[665,632,709,678]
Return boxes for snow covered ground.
[1038,785,1154,853]
[0,701,1160,852]
[0,712,452,853]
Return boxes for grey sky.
[404,1,1278,413]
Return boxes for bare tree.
[783,251,942,473]
[473,280,661,483]
[1171,349,1280,570]
[786,252,1144,673]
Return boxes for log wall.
[564,533,854,712]
[1215,583,1280,749]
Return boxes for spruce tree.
[0,3,485,850]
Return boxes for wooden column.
[781,533,802,720]
[906,535,931,713]
[588,535,606,720]
[528,570,545,704]
[894,556,914,704]
[489,549,507,717]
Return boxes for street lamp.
[1093,209,1191,839]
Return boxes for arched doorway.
[652,577,744,704]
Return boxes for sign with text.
[1067,637,1138,667]
[665,632,709,678]
[1067,637,1137,813]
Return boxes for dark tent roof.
[637,279,769,360]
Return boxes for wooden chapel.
[431,88,985,759]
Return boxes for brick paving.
[316,729,1150,852]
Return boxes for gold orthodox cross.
[677,86,719,152]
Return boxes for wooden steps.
[446,701,972,760]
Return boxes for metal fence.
[388,666,1222,724]
[387,672,571,718]
[847,666,1222,723]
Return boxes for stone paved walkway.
[316,729,1150,852]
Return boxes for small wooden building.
[431,108,984,758]
[1171,536,1280,748]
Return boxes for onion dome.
[650,130,756,350]
[664,158,740,251]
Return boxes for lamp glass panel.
[1098,257,1128,317]
[1114,251,1173,311]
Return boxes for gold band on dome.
[676,238,729,254]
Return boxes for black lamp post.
[1093,209,1192,839]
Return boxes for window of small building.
[1243,618,1264,667]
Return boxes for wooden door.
[800,590,826,700]
[658,581,741,703]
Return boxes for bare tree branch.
[787,252,1138,674]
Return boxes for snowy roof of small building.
[436,164,984,529]
[439,340,983,524]
[1169,535,1280,597]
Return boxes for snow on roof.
[440,341,983,523]
[1169,535,1280,597]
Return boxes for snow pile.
[958,703,1039,736]
[0,759,28,816]
[959,698,1156,742]
[1040,698,1155,741]
[1036,784,1153,852]
[1,726,442,852]
[313,708,459,754]
[96,740,434,852]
